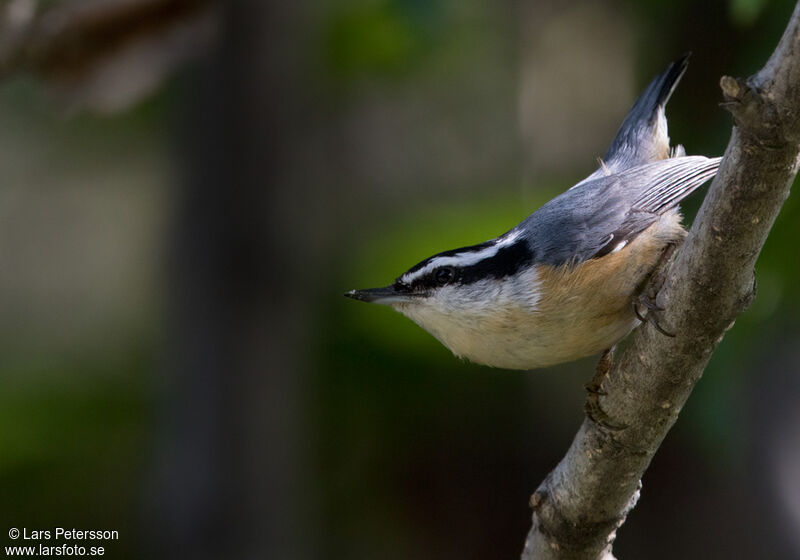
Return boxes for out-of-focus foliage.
[0,72,169,559]
[324,0,445,78]
[731,0,771,26]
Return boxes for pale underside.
[395,211,685,370]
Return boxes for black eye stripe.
[401,240,533,290]
[457,241,533,284]
[393,280,412,293]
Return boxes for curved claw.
[633,298,676,338]
[649,315,676,338]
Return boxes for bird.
[346,54,721,370]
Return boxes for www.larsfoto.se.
[5,543,106,556]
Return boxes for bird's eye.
[435,267,456,286]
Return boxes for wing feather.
[522,156,721,265]
[592,156,721,257]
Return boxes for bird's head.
[346,231,539,348]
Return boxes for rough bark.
[521,3,800,559]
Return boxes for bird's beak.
[345,286,415,305]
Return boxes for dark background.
[0,0,799,558]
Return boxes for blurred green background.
[0,0,799,558]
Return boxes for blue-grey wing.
[522,156,721,266]
[572,54,690,189]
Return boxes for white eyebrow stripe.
[401,230,522,284]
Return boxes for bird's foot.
[633,242,678,337]
[584,348,627,431]
[633,291,675,337]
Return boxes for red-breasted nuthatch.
[346,54,720,370]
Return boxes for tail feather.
[606,53,690,165]
[573,54,691,189]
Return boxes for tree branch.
[0,0,217,113]
[521,3,800,559]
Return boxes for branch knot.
[720,75,797,146]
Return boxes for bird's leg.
[584,347,627,430]
[585,347,614,396]
[633,242,678,337]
